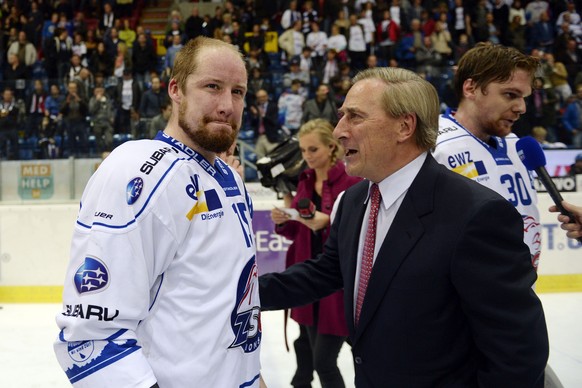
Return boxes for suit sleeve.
[259,194,346,310]
[451,197,548,386]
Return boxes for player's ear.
[168,78,181,104]
[462,78,477,100]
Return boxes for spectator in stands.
[376,9,400,66]
[164,21,184,49]
[66,54,85,86]
[508,15,527,53]
[279,20,305,61]
[3,54,27,93]
[431,19,452,64]
[41,12,59,50]
[148,100,172,139]
[132,32,158,92]
[43,27,72,88]
[104,27,122,58]
[544,52,571,106]
[558,38,581,89]
[281,0,302,31]
[84,29,99,59]
[247,67,272,106]
[415,35,442,81]
[531,11,554,52]
[245,24,267,56]
[302,1,318,36]
[138,76,166,136]
[320,48,341,85]
[405,0,422,23]
[246,45,269,75]
[250,89,281,158]
[165,33,183,76]
[306,21,328,69]
[278,79,306,135]
[449,0,471,45]
[7,30,37,73]
[74,68,95,104]
[114,69,141,135]
[470,0,489,43]
[396,18,422,70]
[28,1,44,47]
[531,126,567,149]
[113,41,132,79]
[524,76,559,141]
[60,81,89,157]
[0,87,24,160]
[89,85,115,153]
[347,14,368,72]
[26,79,47,138]
[509,0,527,30]
[99,2,116,36]
[332,9,350,36]
[301,83,338,126]
[492,0,510,45]
[561,83,582,147]
[484,12,501,44]
[357,8,375,55]
[327,25,347,60]
[185,6,208,41]
[72,31,89,68]
[525,0,549,26]
[45,84,65,120]
[365,54,378,69]
[89,42,114,79]
[71,11,88,39]
[119,18,136,48]
[38,115,61,158]
[283,57,311,92]
[57,12,74,37]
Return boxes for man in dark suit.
[259,67,549,387]
[249,89,282,158]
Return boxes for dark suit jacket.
[250,100,281,143]
[260,153,548,387]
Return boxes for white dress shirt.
[352,152,427,316]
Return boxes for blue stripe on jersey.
[77,158,185,230]
[239,373,260,388]
[66,339,141,383]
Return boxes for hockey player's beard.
[177,101,239,154]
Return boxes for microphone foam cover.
[516,136,547,171]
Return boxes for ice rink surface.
[1,293,581,388]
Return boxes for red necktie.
[355,183,381,326]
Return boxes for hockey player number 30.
[500,172,533,207]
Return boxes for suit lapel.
[353,155,440,339]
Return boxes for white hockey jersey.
[434,110,541,269]
[54,132,261,387]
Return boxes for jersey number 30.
[500,172,532,207]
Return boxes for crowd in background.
[1,0,582,163]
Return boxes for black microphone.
[516,136,582,243]
[297,198,316,219]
